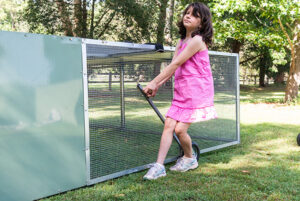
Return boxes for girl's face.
[183,7,201,31]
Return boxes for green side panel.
[0,31,86,201]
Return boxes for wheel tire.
[178,142,200,161]
[179,148,184,158]
[297,133,300,146]
[192,142,200,161]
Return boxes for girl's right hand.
[143,81,158,97]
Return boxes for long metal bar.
[208,51,239,57]
[137,84,181,147]
[87,156,177,185]
[84,38,175,51]
[120,64,125,128]
[84,38,238,56]
[191,135,235,143]
[200,141,240,154]
[81,39,91,184]
[236,54,240,143]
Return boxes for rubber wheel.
[192,142,200,161]
[179,142,200,161]
[297,133,300,146]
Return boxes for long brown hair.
[177,2,213,46]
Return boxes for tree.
[0,0,29,32]
[165,0,175,46]
[209,0,273,87]
[210,0,299,99]
[156,0,168,45]
[254,0,300,102]
[23,0,157,42]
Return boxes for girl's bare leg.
[156,117,177,165]
[174,122,193,158]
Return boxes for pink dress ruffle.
[166,104,218,123]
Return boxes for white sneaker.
[143,163,166,180]
[169,156,198,172]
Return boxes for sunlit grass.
[240,84,300,105]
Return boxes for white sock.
[156,162,165,168]
[183,156,194,160]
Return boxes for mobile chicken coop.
[0,31,240,201]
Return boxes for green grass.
[41,84,300,201]
[240,84,300,105]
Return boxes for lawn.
[42,84,300,201]
[240,84,300,105]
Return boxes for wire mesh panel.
[86,42,179,181]
[84,40,239,183]
[187,53,239,152]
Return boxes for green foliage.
[24,0,62,35]
[209,0,300,85]
[105,0,159,42]
[22,0,160,42]
[0,0,29,32]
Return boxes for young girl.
[143,2,217,180]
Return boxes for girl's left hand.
[143,81,158,97]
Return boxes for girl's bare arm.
[144,36,206,96]
[157,40,180,88]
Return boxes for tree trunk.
[89,0,96,38]
[10,12,16,31]
[165,0,175,46]
[74,0,82,37]
[285,20,300,102]
[229,39,242,88]
[56,0,73,36]
[259,56,266,87]
[82,0,87,38]
[275,72,285,84]
[156,0,168,44]
[232,39,242,53]
[155,0,168,77]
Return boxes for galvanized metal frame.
[81,39,91,184]
[236,54,241,143]
[82,39,240,185]
[120,62,125,128]
[84,38,176,51]
[88,157,178,185]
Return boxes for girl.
[143,2,217,180]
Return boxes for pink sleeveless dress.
[165,37,218,123]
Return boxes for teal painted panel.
[0,31,86,201]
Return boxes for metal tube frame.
[81,39,91,184]
[120,63,125,128]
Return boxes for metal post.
[236,54,240,143]
[120,64,125,129]
[81,39,91,184]
[109,72,112,91]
